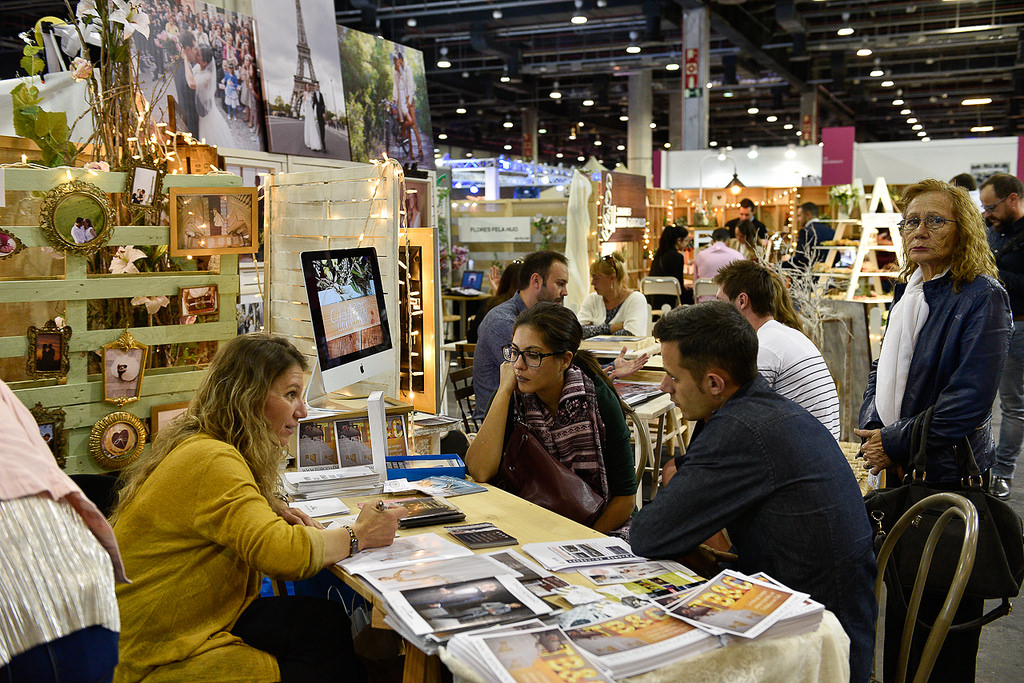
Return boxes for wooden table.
[331,485,604,682]
[442,293,489,341]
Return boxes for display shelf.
[842,178,903,302]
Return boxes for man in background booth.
[980,172,1024,498]
[725,198,768,241]
[472,251,569,420]
[630,302,876,683]
[787,202,835,271]
[692,228,742,301]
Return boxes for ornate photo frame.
[179,285,219,316]
[101,329,149,406]
[90,411,147,470]
[123,158,167,214]
[168,186,258,257]
[38,179,115,256]
[0,228,25,260]
[26,319,72,379]
[30,403,66,469]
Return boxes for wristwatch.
[343,525,358,555]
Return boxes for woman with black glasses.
[464,303,637,533]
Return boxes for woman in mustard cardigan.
[111,335,406,682]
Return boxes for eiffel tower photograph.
[252,0,350,160]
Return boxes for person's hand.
[854,427,893,475]
[608,348,649,381]
[498,360,518,392]
[609,322,624,333]
[352,502,409,550]
[488,264,501,293]
[279,506,323,529]
[661,458,678,487]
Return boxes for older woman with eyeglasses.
[855,179,1011,682]
[465,303,637,533]
[577,252,649,338]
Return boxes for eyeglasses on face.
[897,215,957,234]
[981,194,1010,213]
[502,344,561,367]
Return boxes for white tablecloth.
[440,609,850,683]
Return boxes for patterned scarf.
[516,365,610,503]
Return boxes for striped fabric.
[757,320,842,440]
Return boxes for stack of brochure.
[521,538,641,572]
[280,466,381,499]
[612,381,664,407]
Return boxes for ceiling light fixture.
[664,142,671,149]
[455,105,467,114]
[921,137,931,142]
[571,0,587,24]
[583,99,595,107]
[619,114,629,122]
[870,68,884,77]
[907,117,918,124]
[726,172,745,195]
[503,116,513,129]
[626,31,641,54]
[837,27,854,36]
[747,145,759,160]
[577,155,586,162]
[538,127,547,134]
[499,66,511,83]
[785,144,797,159]
[893,99,905,106]
[783,123,794,130]
[549,81,562,99]
[857,48,872,56]
[556,152,564,158]
[900,108,911,115]
[766,115,778,123]
[594,139,602,146]
[492,9,502,19]
[649,122,657,129]
[912,124,923,130]
[723,91,734,98]
[971,125,994,132]
[406,17,416,27]
[881,80,895,87]
[503,144,512,150]
[437,46,451,69]
[962,97,992,106]
[666,61,680,71]
[617,144,625,151]
[747,106,759,114]
[917,131,927,136]
[438,132,448,140]
[709,141,718,147]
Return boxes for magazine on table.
[452,624,612,683]
[520,538,641,572]
[578,560,698,586]
[382,575,553,638]
[359,555,521,595]
[413,476,487,497]
[445,522,518,549]
[357,495,466,528]
[563,605,721,679]
[287,497,350,518]
[658,569,808,639]
[745,572,825,640]
[337,532,473,575]
[484,549,571,597]
[612,381,664,407]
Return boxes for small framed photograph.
[30,403,66,468]
[169,186,258,256]
[89,411,147,470]
[0,228,25,260]
[26,320,72,380]
[180,285,219,316]
[123,158,166,213]
[151,401,189,437]
[38,179,114,256]
[297,419,341,470]
[101,329,149,406]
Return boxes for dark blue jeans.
[0,626,117,683]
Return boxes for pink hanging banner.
[821,126,856,186]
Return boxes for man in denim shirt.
[631,303,877,683]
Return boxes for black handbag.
[863,407,1024,628]
[495,403,606,527]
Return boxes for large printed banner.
[457,216,532,243]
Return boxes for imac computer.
[300,247,394,395]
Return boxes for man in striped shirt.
[714,261,841,440]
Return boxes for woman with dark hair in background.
[467,261,522,343]
[465,303,637,533]
[648,225,693,309]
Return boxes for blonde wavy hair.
[111,334,307,523]
[897,179,998,290]
[590,251,627,284]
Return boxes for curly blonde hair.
[111,334,307,523]
[897,179,998,290]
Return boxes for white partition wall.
[264,162,402,398]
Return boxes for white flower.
[83,160,109,172]
[76,0,100,21]
[109,245,146,274]
[131,295,169,314]
[179,315,197,325]
[109,0,150,40]
[54,316,65,328]
[70,56,93,81]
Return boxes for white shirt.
[577,290,649,336]
[757,320,841,440]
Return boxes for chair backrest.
[873,492,979,683]
[449,365,479,432]
[622,406,653,510]
[640,276,682,298]
[693,278,718,302]
[455,342,476,368]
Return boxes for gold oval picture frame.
[90,411,147,470]
[0,228,25,260]
[39,179,115,256]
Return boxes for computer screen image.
[461,270,484,290]
[301,247,394,394]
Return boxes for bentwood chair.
[623,405,653,510]
[449,365,479,433]
[640,276,682,317]
[872,492,979,683]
